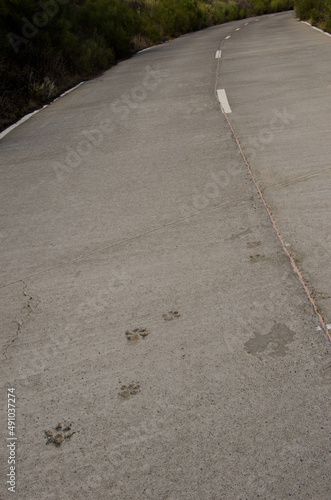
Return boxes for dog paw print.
[44,422,75,447]
[249,254,266,263]
[125,328,149,343]
[247,241,261,249]
[119,382,141,399]
[162,311,180,321]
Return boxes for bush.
[294,0,317,20]
[294,0,331,33]
[149,0,209,38]
[271,0,294,11]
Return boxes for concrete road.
[1,11,330,499]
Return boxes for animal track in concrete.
[247,241,261,248]
[163,311,180,321]
[244,323,296,357]
[119,382,140,399]
[44,422,75,447]
[125,328,149,343]
[249,254,266,263]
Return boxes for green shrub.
[294,0,319,20]
[295,0,330,32]
[149,0,207,38]
[213,1,227,24]
[251,0,270,14]
[271,0,293,11]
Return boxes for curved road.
[1,11,330,499]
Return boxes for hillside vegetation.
[294,0,331,32]
[1,0,294,131]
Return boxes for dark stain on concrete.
[244,322,296,357]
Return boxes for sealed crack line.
[214,44,331,342]
[224,112,330,342]
[2,320,21,360]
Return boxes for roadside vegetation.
[294,0,331,32]
[1,0,294,132]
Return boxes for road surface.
[0,11,330,500]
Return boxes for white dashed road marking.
[217,89,232,114]
[316,324,331,331]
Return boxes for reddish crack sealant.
[215,42,330,342]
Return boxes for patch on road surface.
[45,422,75,447]
[125,328,150,343]
[244,323,296,357]
[162,310,181,321]
[119,382,141,399]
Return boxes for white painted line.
[215,50,222,59]
[54,81,84,101]
[302,20,331,37]
[217,89,232,114]
[225,35,231,40]
[312,24,331,37]
[138,46,153,53]
[60,81,84,97]
[0,106,47,141]
[1,81,85,140]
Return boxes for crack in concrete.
[2,280,39,360]
[263,164,331,192]
[0,194,253,291]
